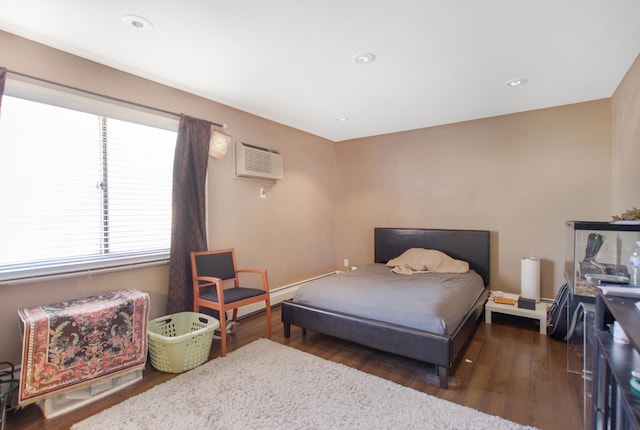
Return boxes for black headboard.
[374,228,491,286]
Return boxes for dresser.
[593,291,640,429]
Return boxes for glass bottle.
[630,241,640,285]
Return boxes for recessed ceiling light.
[506,78,528,87]
[353,52,376,64]
[122,15,153,30]
[337,116,349,122]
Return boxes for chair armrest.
[195,275,222,288]
[195,276,227,304]
[236,269,266,275]
[235,269,270,292]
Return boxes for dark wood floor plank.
[6,305,584,430]
[549,341,584,429]
[479,390,507,420]
[485,341,515,395]
[530,380,556,430]
[504,376,532,426]
[511,340,533,380]
[453,361,492,410]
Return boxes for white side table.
[484,299,548,334]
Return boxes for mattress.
[293,263,485,336]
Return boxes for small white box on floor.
[37,369,142,419]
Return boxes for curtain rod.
[5,68,226,129]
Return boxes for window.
[0,93,177,283]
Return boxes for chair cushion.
[200,287,266,304]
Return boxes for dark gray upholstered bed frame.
[281,227,490,389]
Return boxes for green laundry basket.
[147,312,220,373]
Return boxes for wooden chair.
[190,248,271,357]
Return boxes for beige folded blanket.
[386,248,469,275]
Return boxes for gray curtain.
[167,115,211,314]
[0,67,7,116]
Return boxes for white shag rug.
[72,339,535,430]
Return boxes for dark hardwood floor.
[6,305,584,430]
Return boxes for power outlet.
[343,259,349,267]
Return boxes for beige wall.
[0,31,336,364]
[612,53,640,213]
[334,100,612,298]
[0,30,637,366]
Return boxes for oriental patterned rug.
[18,289,149,405]
[72,339,536,430]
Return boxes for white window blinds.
[0,91,177,283]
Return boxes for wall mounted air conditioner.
[235,142,283,180]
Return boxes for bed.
[281,227,490,389]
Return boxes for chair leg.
[219,310,227,357]
[265,301,272,339]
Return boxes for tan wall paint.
[612,53,640,213]
[0,31,336,364]
[0,30,636,366]
[334,101,612,298]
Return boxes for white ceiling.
[1,1,639,142]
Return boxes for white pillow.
[386,248,469,275]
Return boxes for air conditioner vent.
[236,142,283,180]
